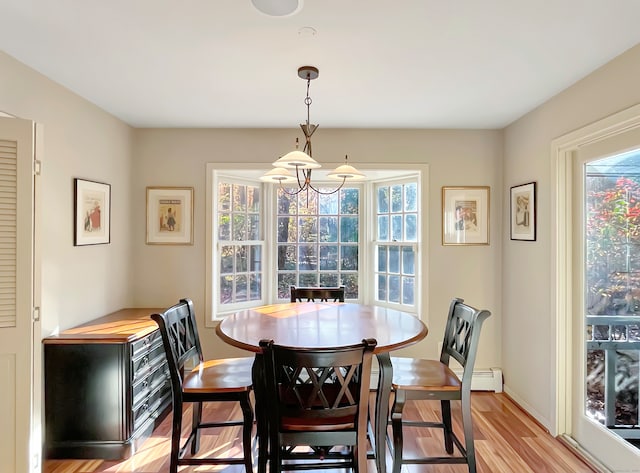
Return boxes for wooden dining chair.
[290,285,345,302]
[388,298,491,473]
[151,298,255,473]
[257,337,377,473]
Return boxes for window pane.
[402,277,415,305]
[341,188,359,214]
[233,184,246,212]
[220,245,234,274]
[319,216,338,242]
[250,274,261,300]
[389,246,400,273]
[378,215,389,241]
[277,217,296,243]
[277,245,296,270]
[402,247,415,275]
[378,274,387,301]
[250,245,262,271]
[405,182,417,211]
[235,275,247,302]
[299,272,318,287]
[319,273,339,287]
[299,245,317,270]
[389,275,400,303]
[391,215,402,241]
[377,186,389,213]
[298,191,318,214]
[277,273,296,299]
[378,246,387,272]
[219,275,233,304]
[341,246,358,270]
[391,185,402,212]
[340,216,359,242]
[232,214,246,240]
[319,245,338,270]
[218,213,231,240]
[319,192,338,214]
[235,246,247,272]
[342,273,359,299]
[278,191,296,215]
[247,186,260,212]
[248,214,260,240]
[298,216,318,242]
[218,183,231,211]
[405,214,417,241]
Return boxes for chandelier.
[260,66,365,197]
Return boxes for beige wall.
[503,43,640,429]
[131,128,504,363]
[0,51,135,334]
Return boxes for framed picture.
[442,186,490,245]
[510,181,537,241]
[74,178,111,246]
[146,187,194,245]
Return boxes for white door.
[0,117,39,473]
[570,127,640,469]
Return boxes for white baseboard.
[503,384,552,432]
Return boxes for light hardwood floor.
[43,392,596,473]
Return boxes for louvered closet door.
[0,117,35,473]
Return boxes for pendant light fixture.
[260,66,365,197]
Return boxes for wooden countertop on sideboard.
[42,308,164,345]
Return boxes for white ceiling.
[2,0,640,129]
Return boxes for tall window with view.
[217,181,263,307]
[585,153,640,445]
[276,186,360,299]
[375,181,418,306]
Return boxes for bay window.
[207,164,426,322]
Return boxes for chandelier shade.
[260,65,365,196]
[273,148,320,169]
[260,167,297,183]
[327,161,366,180]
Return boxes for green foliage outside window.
[276,186,360,299]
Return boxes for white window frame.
[206,162,429,326]
[371,177,428,312]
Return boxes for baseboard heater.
[370,367,503,393]
[452,367,503,393]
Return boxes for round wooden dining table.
[216,302,428,473]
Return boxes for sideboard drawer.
[133,382,171,432]
[132,362,170,407]
[132,343,166,382]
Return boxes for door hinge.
[34,160,42,175]
[33,306,40,322]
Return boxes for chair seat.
[281,416,355,431]
[390,356,461,392]
[183,357,253,393]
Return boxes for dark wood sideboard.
[43,308,171,460]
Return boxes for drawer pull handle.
[142,380,149,389]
